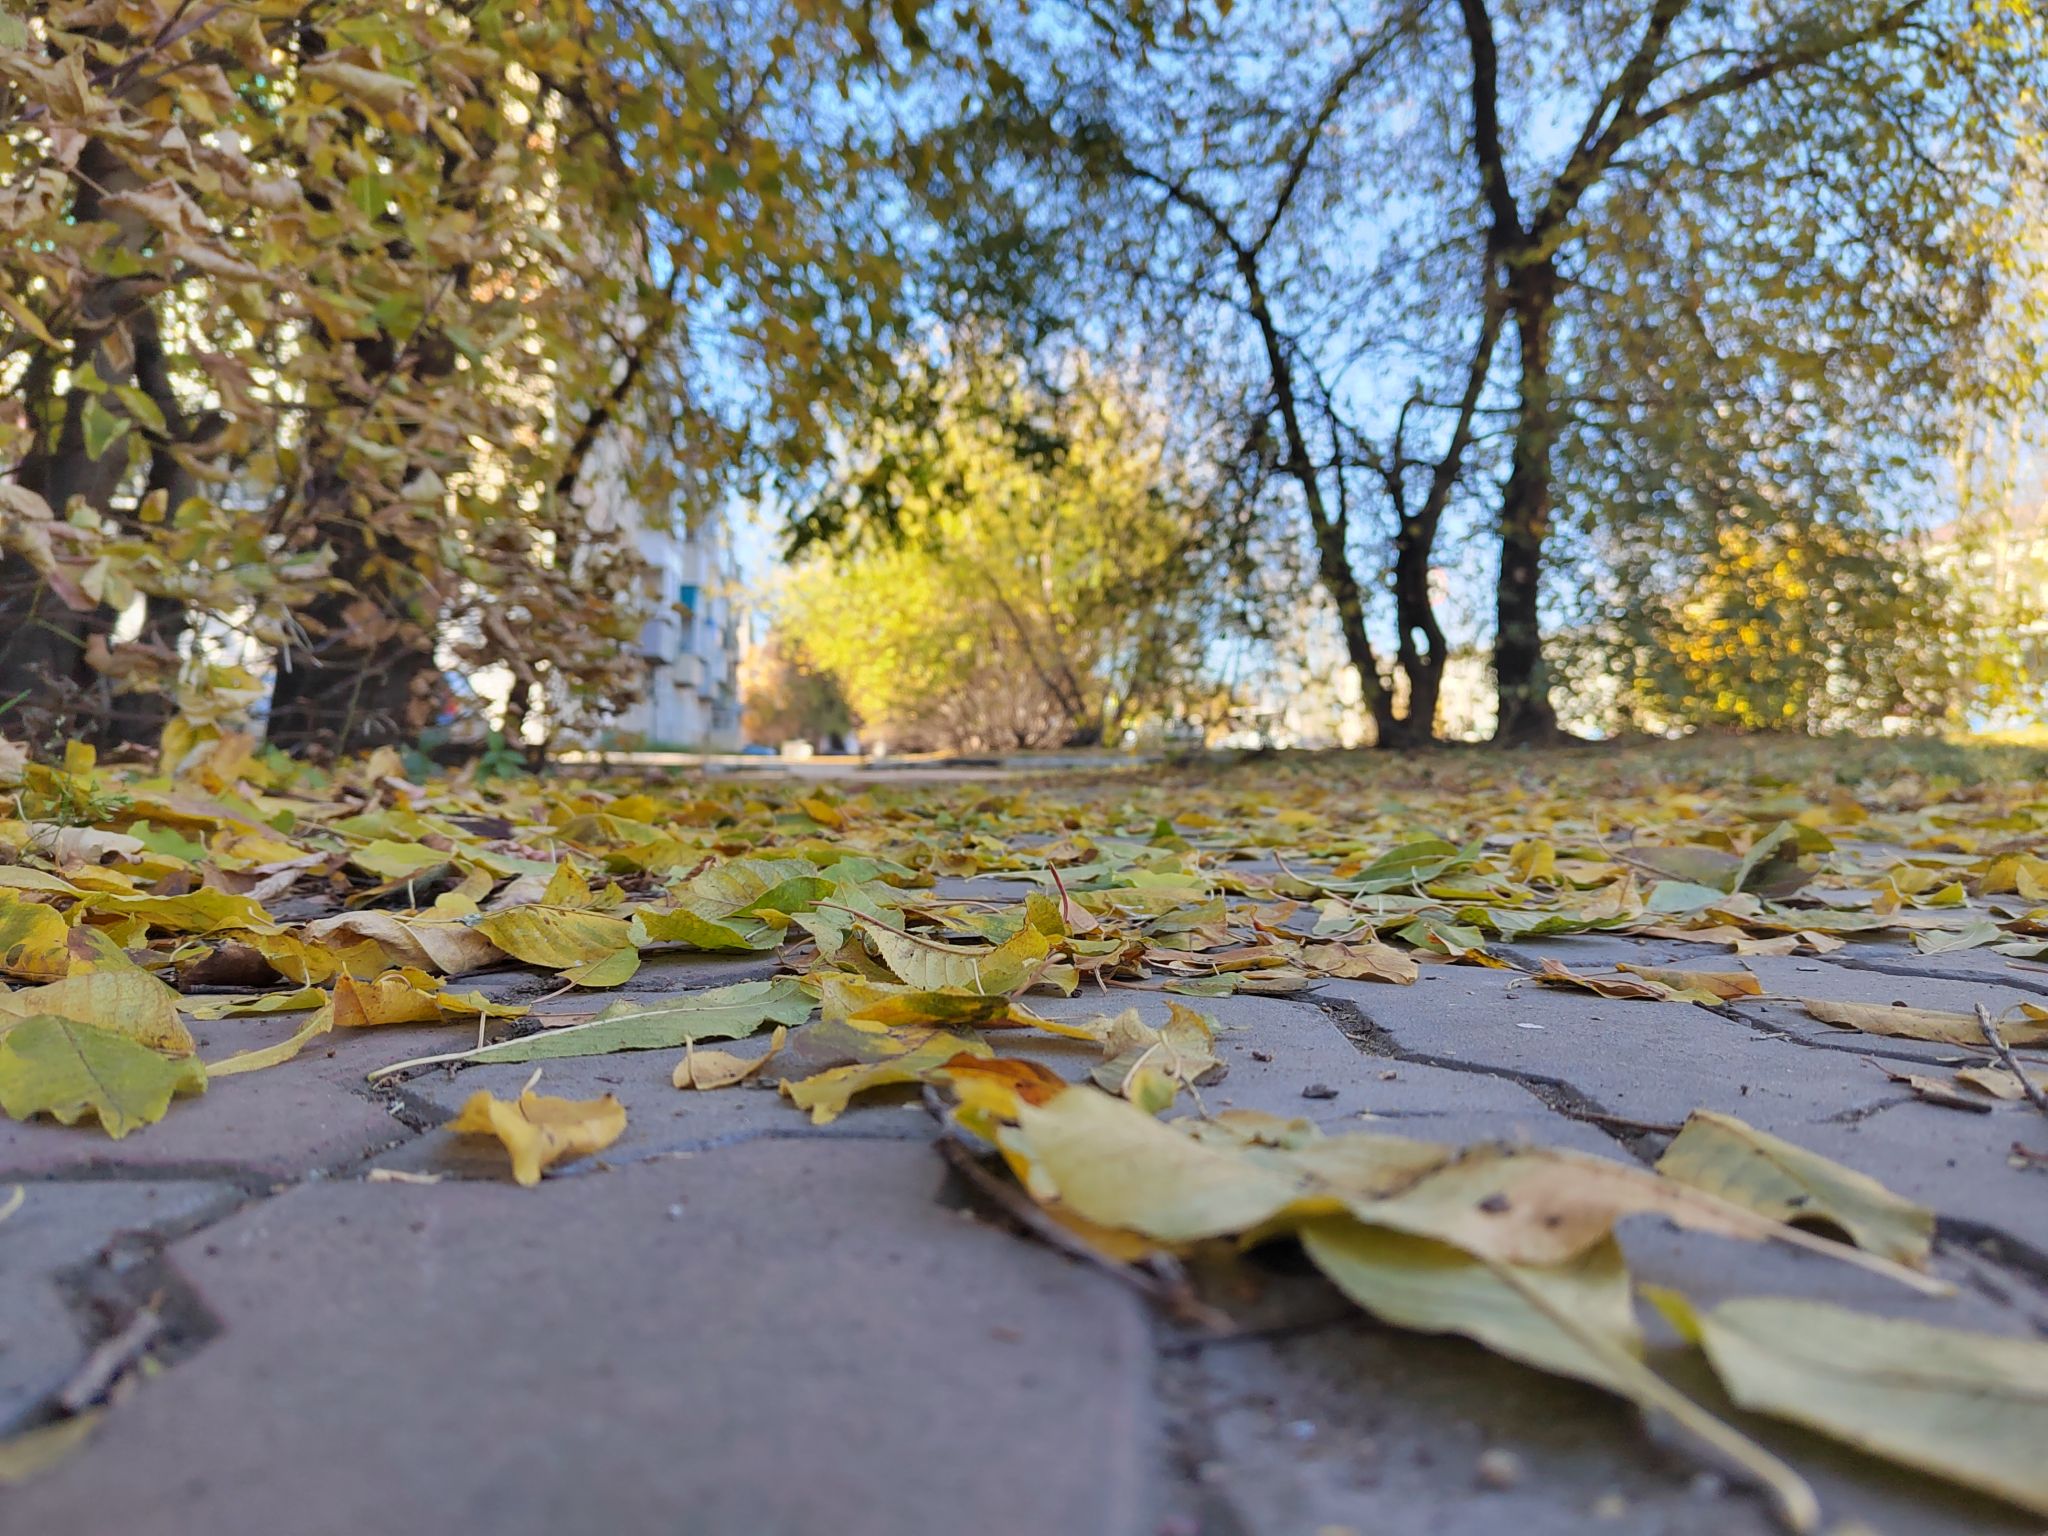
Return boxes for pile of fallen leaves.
[2,734,2046,1525]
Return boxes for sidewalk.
[4,926,2042,1536]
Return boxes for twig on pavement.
[56,1306,162,1413]
[1976,1004,2048,1118]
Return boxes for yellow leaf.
[0,968,194,1055]
[333,969,527,1028]
[0,898,72,981]
[1655,1110,1933,1266]
[206,1000,335,1077]
[299,912,504,977]
[673,1025,786,1090]
[1801,998,2048,1048]
[472,906,634,970]
[184,986,327,1019]
[540,860,593,907]
[1614,963,1761,1000]
[0,1410,101,1484]
[446,1085,626,1186]
[781,1030,992,1124]
[1656,1293,2048,1519]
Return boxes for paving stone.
[1318,969,2047,1251]
[379,1034,935,1180]
[0,1181,233,1431]
[380,987,1629,1178]
[1316,970,1874,1128]
[1724,951,2048,1067]
[0,1141,1153,1536]
[0,1057,414,1182]
[1004,992,1624,1155]
[1168,1309,2037,1536]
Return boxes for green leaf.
[0,1015,206,1138]
[368,978,814,1077]
[80,394,129,461]
[634,907,774,951]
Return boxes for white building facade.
[611,510,743,749]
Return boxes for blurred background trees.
[774,341,1247,750]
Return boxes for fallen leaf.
[472,906,635,970]
[205,1000,336,1077]
[782,1031,992,1123]
[817,974,1046,1029]
[0,969,194,1055]
[559,948,642,988]
[1003,1089,1943,1291]
[1655,1292,2048,1519]
[331,969,526,1029]
[1954,1063,2048,1101]
[184,986,328,1019]
[1801,998,2048,1049]
[0,1411,102,1484]
[1300,1222,1818,1531]
[1613,963,1762,1000]
[446,1084,626,1185]
[1654,1110,1933,1266]
[674,1025,787,1090]
[370,977,813,1077]
[635,907,774,951]
[299,912,503,977]
[854,913,1051,993]
[0,898,72,981]
[0,1015,206,1137]
[1879,1067,1993,1113]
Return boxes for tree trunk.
[1493,265,1562,744]
[265,512,444,756]
[0,135,153,745]
[1388,513,1446,747]
[1302,511,1399,746]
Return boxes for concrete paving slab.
[0,1180,233,1430]
[0,1062,413,1182]
[1006,992,1627,1155]
[1318,969,2048,1249]
[0,1141,1154,1536]
[1315,970,1876,1128]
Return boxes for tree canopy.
[0,0,923,753]
[869,0,2048,742]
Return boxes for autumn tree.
[0,1,935,754]
[907,0,2048,742]
[780,341,1246,751]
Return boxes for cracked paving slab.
[0,1141,1153,1536]
[0,1181,235,1432]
